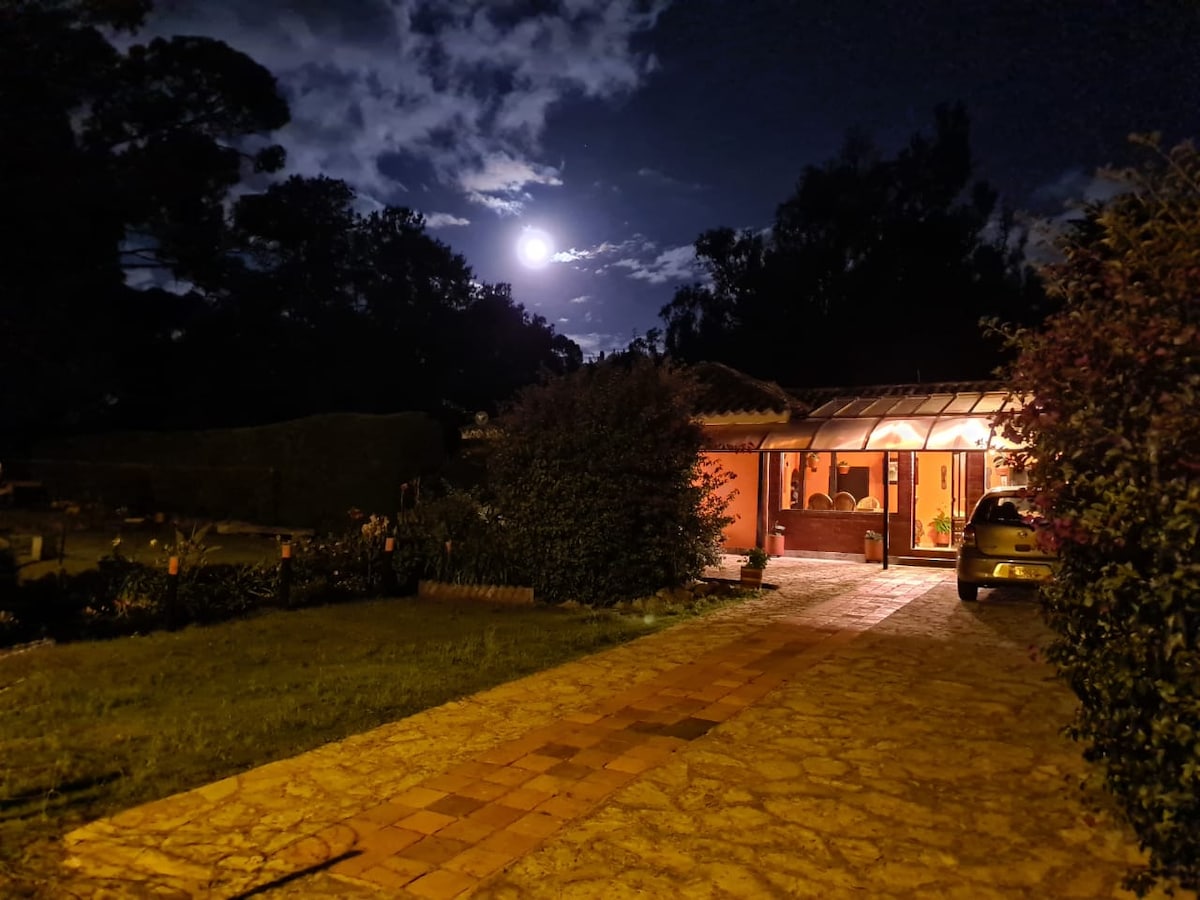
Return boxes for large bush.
[486,357,732,605]
[998,136,1199,895]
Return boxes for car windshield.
[973,493,1044,526]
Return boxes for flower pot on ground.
[932,510,952,547]
[740,546,769,588]
[864,530,884,562]
[766,525,785,557]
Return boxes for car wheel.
[957,580,979,602]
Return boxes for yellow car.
[955,486,1058,602]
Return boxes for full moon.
[517,229,553,268]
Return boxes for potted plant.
[837,458,851,474]
[931,510,952,546]
[806,452,820,472]
[864,529,884,562]
[740,546,769,588]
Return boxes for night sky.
[142,0,1200,356]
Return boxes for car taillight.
[961,524,976,548]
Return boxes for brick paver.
[53,558,1195,899]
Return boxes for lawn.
[0,592,730,892]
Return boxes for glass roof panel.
[808,399,853,417]
[943,394,982,414]
[833,398,878,417]
[859,397,903,416]
[811,418,877,450]
[759,420,823,450]
[971,393,1010,413]
[916,394,954,414]
[865,417,937,449]
[988,427,1023,450]
[886,397,926,416]
[925,417,994,450]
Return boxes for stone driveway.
[57,558,1191,899]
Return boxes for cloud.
[141,1,672,211]
[465,192,527,216]
[636,167,705,191]
[612,243,700,284]
[424,212,471,228]
[550,236,655,264]
[568,294,591,304]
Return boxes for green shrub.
[997,135,1200,896]
[486,357,732,606]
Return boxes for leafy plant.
[864,530,883,541]
[743,547,769,569]
[994,134,1200,896]
[486,357,733,606]
[931,510,952,534]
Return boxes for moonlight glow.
[517,229,553,268]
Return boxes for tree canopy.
[660,104,1048,387]
[0,0,580,448]
[997,135,1200,896]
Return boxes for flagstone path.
[53,558,1192,899]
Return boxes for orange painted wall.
[913,451,953,547]
[703,451,759,549]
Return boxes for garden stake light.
[382,536,397,595]
[165,555,180,630]
[278,542,292,608]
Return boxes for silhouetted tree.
[660,104,1048,387]
[0,2,580,442]
[0,0,287,441]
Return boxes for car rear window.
[973,493,1045,526]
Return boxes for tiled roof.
[690,362,797,417]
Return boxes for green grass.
[0,593,728,892]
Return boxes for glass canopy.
[705,389,1023,452]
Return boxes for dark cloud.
[144,0,670,211]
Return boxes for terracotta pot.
[766,534,786,556]
[740,566,764,588]
[864,539,884,563]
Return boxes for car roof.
[982,485,1033,496]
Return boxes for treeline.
[0,0,579,450]
[659,104,1052,387]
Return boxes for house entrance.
[911,451,970,551]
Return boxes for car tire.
[957,581,979,603]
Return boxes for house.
[694,365,1024,566]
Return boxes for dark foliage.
[0,2,580,448]
[660,104,1049,387]
[996,136,1200,896]
[486,358,733,605]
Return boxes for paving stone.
[53,558,1197,900]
